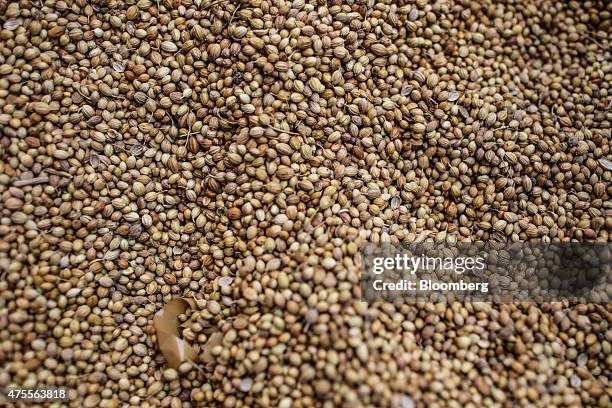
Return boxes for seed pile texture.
[0,0,610,407]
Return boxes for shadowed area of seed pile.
[0,0,610,407]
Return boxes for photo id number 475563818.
[1,387,69,402]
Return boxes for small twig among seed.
[44,168,73,178]
[579,33,609,51]
[204,0,229,9]
[225,5,240,28]
[267,125,300,135]
[13,175,49,187]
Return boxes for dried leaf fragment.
[112,61,125,73]
[598,158,612,170]
[201,332,223,364]
[153,298,197,368]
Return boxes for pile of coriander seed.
[0,0,610,407]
